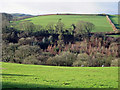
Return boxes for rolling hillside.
[17,15,113,32]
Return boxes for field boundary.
[37,13,106,16]
[106,15,118,31]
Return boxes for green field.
[109,15,120,37]
[18,15,113,32]
[109,15,119,29]
[2,62,118,89]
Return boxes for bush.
[72,60,88,67]
[36,52,53,65]
[91,58,105,67]
[2,43,19,62]
[23,55,40,64]
[46,56,58,66]
[46,51,76,66]
[91,55,113,67]
[18,36,37,45]
[111,58,119,67]
[73,53,113,67]
[104,56,113,66]
[72,53,90,67]
[14,45,41,63]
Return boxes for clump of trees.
[73,21,95,40]
[47,51,77,66]
[14,21,35,33]
[2,13,120,67]
[2,13,13,31]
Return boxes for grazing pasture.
[2,62,118,89]
[109,15,119,29]
[17,15,113,32]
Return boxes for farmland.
[2,13,119,89]
[109,15,119,29]
[2,62,118,89]
[18,15,113,32]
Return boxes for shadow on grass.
[109,15,116,18]
[1,74,33,77]
[2,82,118,90]
[114,24,120,29]
[109,16,119,28]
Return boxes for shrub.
[18,36,37,45]
[36,52,53,64]
[72,60,88,67]
[91,55,113,67]
[46,51,76,66]
[23,55,40,64]
[15,45,40,56]
[73,53,113,67]
[46,56,58,66]
[104,56,113,66]
[14,45,41,63]
[18,38,25,45]
[91,58,105,67]
[111,58,119,67]
[72,53,90,67]
[11,57,24,64]
[90,53,105,67]
[2,43,19,62]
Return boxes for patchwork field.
[2,62,118,89]
[18,15,113,32]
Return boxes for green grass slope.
[2,62,118,89]
[109,15,119,29]
[19,15,113,32]
[108,15,120,37]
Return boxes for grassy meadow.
[109,15,119,29]
[18,15,113,32]
[109,15,120,37]
[2,62,118,89]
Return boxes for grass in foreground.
[2,62,118,89]
[17,15,113,32]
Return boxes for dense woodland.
[2,13,120,67]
